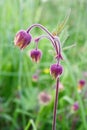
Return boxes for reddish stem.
[52,77,60,130]
[34,35,56,49]
[27,24,54,39]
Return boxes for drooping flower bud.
[79,80,85,86]
[50,64,63,79]
[30,49,42,63]
[14,30,32,49]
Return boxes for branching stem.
[27,24,62,62]
[26,24,62,130]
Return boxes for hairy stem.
[52,77,60,130]
[27,24,54,39]
[54,37,62,60]
[34,35,56,50]
[54,37,61,56]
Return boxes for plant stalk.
[27,24,54,39]
[52,77,60,130]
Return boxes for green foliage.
[0,0,87,130]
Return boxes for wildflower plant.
[14,11,71,130]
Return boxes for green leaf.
[24,119,37,130]
[62,95,74,104]
[63,43,76,51]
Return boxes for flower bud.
[50,64,63,78]
[30,49,42,63]
[79,80,85,86]
[14,30,32,49]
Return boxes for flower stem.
[54,37,61,56]
[54,37,62,62]
[34,35,56,49]
[27,24,54,39]
[52,77,60,130]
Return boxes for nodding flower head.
[50,64,63,79]
[30,49,42,63]
[14,30,32,49]
[79,80,85,87]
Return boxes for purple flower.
[78,80,85,92]
[72,102,79,111]
[32,74,39,82]
[14,30,32,49]
[30,49,42,63]
[79,80,85,86]
[38,91,51,105]
[50,64,63,79]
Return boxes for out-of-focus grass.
[0,0,87,130]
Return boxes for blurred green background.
[0,0,87,130]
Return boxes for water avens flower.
[30,49,42,63]
[79,80,85,86]
[14,23,64,130]
[14,30,32,49]
[78,79,85,92]
[72,102,79,111]
[38,91,51,105]
[50,64,63,79]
